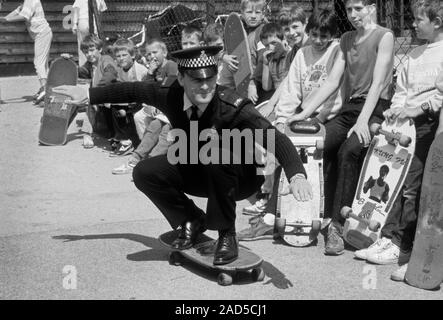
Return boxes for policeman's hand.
[223,54,238,72]
[248,82,258,104]
[52,85,89,106]
[347,118,371,146]
[289,175,313,202]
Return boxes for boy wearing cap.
[53,45,312,265]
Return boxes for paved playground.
[0,76,441,300]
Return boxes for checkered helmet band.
[176,50,217,68]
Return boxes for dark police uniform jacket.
[89,78,306,180]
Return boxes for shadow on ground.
[52,233,291,288]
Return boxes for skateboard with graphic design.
[224,13,253,98]
[272,119,328,247]
[341,119,416,249]
[159,230,264,286]
[405,132,443,290]
[38,57,78,145]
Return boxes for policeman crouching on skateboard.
[53,45,312,265]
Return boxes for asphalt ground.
[0,76,441,300]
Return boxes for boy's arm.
[348,32,395,146]
[261,57,273,91]
[436,71,443,136]
[275,51,303,125]
[3,5,25,22]
[293,49,346,121]
[389,59,409,110]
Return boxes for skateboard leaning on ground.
[341,119,416,249]
[271,119,328,247]
[224,12,253,98]
[38,57,78,146]
[405,132,443,290]
[159,230,264,286]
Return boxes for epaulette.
[160,75,178,88]
[218,88,249,108]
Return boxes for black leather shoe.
[197,240,217,256]
[213,233,239,265]
[171,219,204,250]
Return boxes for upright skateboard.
[224,13,253,98]
[405,132,443,290]
[159,230,264,286]
[38,58,78,145]
[341,119,416,249]
[272,120,327,247]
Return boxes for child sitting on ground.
[112,37,178,175]
[109,38,149,155]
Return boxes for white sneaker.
[354,237,391,260]
[366,242,411,265]
[391,264,408,282]
[242,198,268,215]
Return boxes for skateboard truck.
[341,206,381,232]
[371,123,412,147]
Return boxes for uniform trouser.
[34,29,52,81]
[323,98,390,228]
[379,116,438,251]
[133,155,264,230]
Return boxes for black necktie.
[190,105,199,121]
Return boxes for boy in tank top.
[288,0,395,255]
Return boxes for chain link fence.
[93,0,417,71]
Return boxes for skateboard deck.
[405,132,443,290]
[224,13,253,98]
[273,120,327,247]
[38,58,78,145]
[342,119,416,249]
[159,230,264,286]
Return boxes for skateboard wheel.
[398,135,412,147]
[316,139,324,151]
[340,206,352,219]
[311,220,321,233]
[251,268,265,282]
[217,273,233,286]
[368,220,381,232]
[169,252,182,266]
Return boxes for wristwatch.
[420,102,431,114]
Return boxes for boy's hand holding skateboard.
[222,54,239,72]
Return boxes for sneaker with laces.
[112,158,138,175]
[109,140,134,157]
[366,242,411,265]
[354,237,391,260]
[391,264,408,282]
[324,223,344,255]
[242,198,268,215]
[237,216,273,241]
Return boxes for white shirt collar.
[183,93,193,112]
[182,93,209,115]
